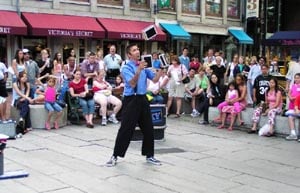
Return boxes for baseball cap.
[22,48,30,54]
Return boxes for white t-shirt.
[0,62,8,80]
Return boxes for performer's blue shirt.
[122,60,155,96]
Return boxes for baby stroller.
[65,92,81,124]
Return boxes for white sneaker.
[286,134,298,140]
[101,117,107,126]
[106,156,117,167]
[108,115,119,124]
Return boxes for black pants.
[197,96,209,122]
[113,95,154,158]
[15,99,32,129]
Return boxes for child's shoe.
[54,121,59,129]
[45,122,51,130]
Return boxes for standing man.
[179,47,190,70]
[23,48,39,98]
[103,45,122,81]
[80,52,99,88]
[106,43,163,167]
[210,56,226,85]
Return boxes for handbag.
[84,90,94,100]
[181,65,190,84]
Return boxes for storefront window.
[227,0,239,18]
[157,0,176,12]
[0,36,7,64]
[97,0,123,5]
[182,0,200,15]
[22,37,47,61]
[205,0,222,16]
[131,0,149,8]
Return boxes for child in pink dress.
[285,73,300,140]
[217,82,241,114]
[217,82,241,130]
[44,76,63,130]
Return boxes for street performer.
[106,44,163,167]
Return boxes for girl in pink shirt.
[285,73,300,140]
[44,76,63,130]
[250,78,282,136]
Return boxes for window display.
[157,0,176,11]
[182,0,200,14]
[206,0,222,16]
[227,0,239,18]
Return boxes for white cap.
[22,48,30,54]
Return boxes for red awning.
[97,18,166,41]
[22,12,105,38]
[0,11,27,35]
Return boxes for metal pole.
[0,153,3,175]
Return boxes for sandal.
[227,127,233,131]
[175,114,181,118]
[217,125,226,129]
[239,121,245,126]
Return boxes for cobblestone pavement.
[1,115,300,193]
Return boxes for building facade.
[0,0,246,68]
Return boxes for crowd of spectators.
[0,46,300,142]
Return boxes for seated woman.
[218,74,247,130]
[93,70,122,126]
[69,69,95,128]
[199,73,226,125]
[147,78,164,104]
[195,67,210,124]
[12,71,34,133]
[248,77,283,136]
[207,73,226,107]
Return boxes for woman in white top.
[11,49,25,82]
[12,71,34,133]
[225,54,238,83]
[166,55,188,117]
[93,70,122,126]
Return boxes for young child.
[217,82,241,114]
[114,75,124,89]
[217,82,241,130]
[44,76,63,130]
[285,73,300,140]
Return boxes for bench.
[170,97,299,136]
[10,104,68,129]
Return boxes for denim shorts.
[45,101,63,112]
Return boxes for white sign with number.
[246,0,259,18]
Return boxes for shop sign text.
[120,33,142,40]
[0,27,11,34]
[48,29,94,37]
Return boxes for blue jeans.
[58,80,70,101]
[79,98,95,115]
[45,101,63,112]
[151,95,164,104]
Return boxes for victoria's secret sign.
[0,27,11,34]
[48,29,94,37]
[120,33,142,40]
